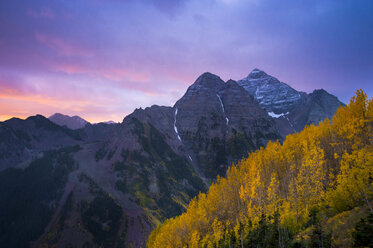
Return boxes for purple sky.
[0,0,372,122]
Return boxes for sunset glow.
[1,0,372,122]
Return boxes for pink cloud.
[35,33,94,57]
[103,69,150,83]
[53,64,89,75]
[49,62,165,95]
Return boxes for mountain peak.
[194,72,224,88]
[175,72,225,107]
[247,68,268,79]
[311,88,328,95]
[226,79,237,84]
[238,70,302,113]
[180,72,224,97]
[309,89,345,106]
[49,113,89,129]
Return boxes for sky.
[0,0,372,123]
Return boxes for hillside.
[147,90,373,248]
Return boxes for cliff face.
[238,69,344,137]
[174,73,280,178]
[289,89,345,131]
[238,68,305,114]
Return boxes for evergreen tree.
[353,213,373,247]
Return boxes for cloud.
[35,34,94,57]
[0,0,372,122]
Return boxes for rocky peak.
[310,89,337,100]
[309,89,345,115]
[238,69,304,114]
[218,79,275,128]
[194,72,224,88]
[247,68,269,79]
[308,89,344,108]
[174,72,227,131]
[174,73,226,134]
[181,72,225,99]
[225,79,239,86]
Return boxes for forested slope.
[148,90,373,248]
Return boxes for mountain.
[49,113,90,129]
[0,70,345,248]
[238,68,306,114]
[102,120,117,124]
[174,73,279,179]
[147,90,372,248]
[238,69,344,137]
[289,89,346,131]
[0,115,82,171]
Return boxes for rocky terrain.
[0,70,344,247]
[238,69,344,137]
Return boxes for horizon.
[1,0,372,123]
[0,69,348,124]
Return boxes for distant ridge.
[49,113,89,129]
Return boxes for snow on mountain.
[238,68,305,114]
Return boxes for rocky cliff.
[238,69,344,137]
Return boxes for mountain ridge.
[0,69,346,248]
[49,113,90,130]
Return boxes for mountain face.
[49,113,90,129]
[289,89,345,131]
[238,68,306,114]
[0,70,344,248]
[174,73,279,178]
[238,69,344,137]
[0,115,82,171]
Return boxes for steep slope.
[289,89,346,131]
[174,73,280,179]
[238,68,305,114]
[238,69,344,137]
[0,115,82,171]
[49,113,89,130]
[40,106,207,247]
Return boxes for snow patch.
[216,94,225,113]
[268,111,289,118]
[286,117,295,131]
[217,94,229,125]
[174,108,181,141]
[188,155,193,162]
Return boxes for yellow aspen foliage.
[147,90,373,248]
[190,231,200,248]
[330,148,373,213]
[266,173,281,220]
[211,218,224,246]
